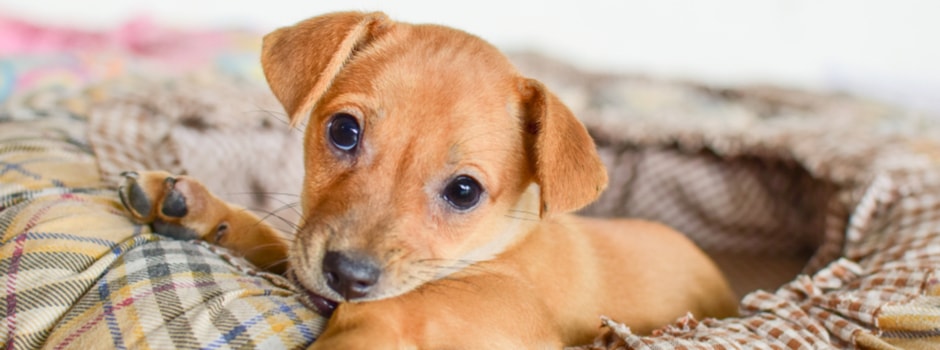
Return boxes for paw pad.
[160,177,189,218]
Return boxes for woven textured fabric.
[85,76,305,232]
[1,23,938,349]
[44,240,321,349]
[514,53,940,349]
[0,105,324,349]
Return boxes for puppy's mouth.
[288,270,338,317]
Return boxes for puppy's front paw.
[117,170,289,273]
[118,171,155,221]
[118,171,208,240]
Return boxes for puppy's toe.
[152,220,201,240]
[160,178,189,218]
[119,171,154,220]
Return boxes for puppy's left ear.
[520,78,608,217]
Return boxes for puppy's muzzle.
[323,251,381,300]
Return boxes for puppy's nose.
[322,251,381,300]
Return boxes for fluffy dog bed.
[1,18,937,349]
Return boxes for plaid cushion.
[0,103,324,349]
[0,45,937,350]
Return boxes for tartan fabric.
[84,76,305,232]
[44,240,323,349]
[0,35,937,350]
[0,108,325,349]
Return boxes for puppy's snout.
[323,251,381,300]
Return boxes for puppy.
[120,11,737,349]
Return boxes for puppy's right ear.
[519,79,608,217]
[261,11,391,126]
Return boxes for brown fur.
[122,11,737,348]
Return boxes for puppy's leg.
[118,171,289,273]
[308,271,563,350]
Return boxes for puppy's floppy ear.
[519,78,608,217]
[261,11,391,126]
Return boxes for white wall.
[2,0,938,113]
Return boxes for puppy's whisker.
[249,107,308,134]
[250,107,289,120]
[507,209,538,215]
[270,201,304,219]
[243,242,289,253]
[277,228,297,238]
[233,194,304,217]
[411,259,495,275]
[225,191,300,198]
[421,275,483,295]
[255,201,305,223]
[232,214,299,245]
[239,207,302,230]
[504,215,540,222]
[259,258,290,272]
[243,208,300,229]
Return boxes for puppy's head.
[262,11,607,303]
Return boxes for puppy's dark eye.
[442,175,484,211]
[327,113,360,152]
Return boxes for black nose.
[322,251,381,300]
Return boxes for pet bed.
[1,18,937,350]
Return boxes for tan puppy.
[120,11,737,349]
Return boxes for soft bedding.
[0,88,324,350]
[2,17,938,350]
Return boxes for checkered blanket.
[2,19,938,350]
[0,96,325,349]
[540,56,940,349]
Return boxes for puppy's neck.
[434,182,542,279]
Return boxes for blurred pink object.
[0,16,232,65]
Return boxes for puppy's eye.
[327,113,360,152]
[442,175,484,211]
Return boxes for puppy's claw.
[160,178,189,218]
[119,173,153,219]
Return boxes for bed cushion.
[538,57,940,349]
[2,18,938,350]
[0,101,324,349]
